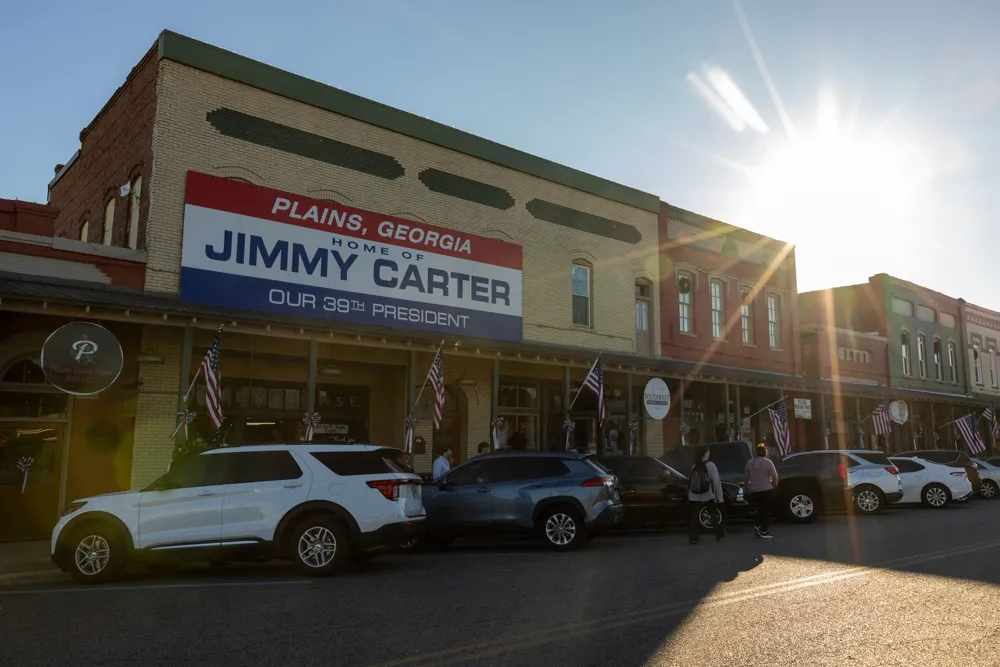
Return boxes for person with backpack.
[688,445,725,545]
[745,443,779,538]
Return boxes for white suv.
[51,444,424,583]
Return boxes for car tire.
[698,505,723,531]
[782,487,820,524]
[288,515,351,577]
[980,479,999,499]
[538,507,585,551]
[853,485,884,515]
[920,483,950,508]
[66,522,128,584]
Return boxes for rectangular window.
[916,305,936,322]
[710,279,725,339]
[635,298,650,355]
[678,273,693,334]
[933,339,943,381]
[571,265,590,326]
[740,289,754,345]
[940,313,957,329]
[974,344,983,385]
[767,294,781,349]
[891,298,914,317]
[126,176,142,250]
[990,347,998,388]
[916,335,927,378]
[102,198,115,245]
[948,342,958,382]
[901,333,911,376]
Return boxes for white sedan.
[972,459,1000,499]
[889,457,974,508]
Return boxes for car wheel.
[980,479,999,499]
[67,523,128,584]
[698,505,723,531]
[783,489,819,524]
[920,483,950,508]
[853,486,884,515]
[539,507,584,551]
[288,516,350,577]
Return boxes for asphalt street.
[1,502,999,667]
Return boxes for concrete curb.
[0,568,66,587]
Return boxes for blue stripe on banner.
[180,267,523,341]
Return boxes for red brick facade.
[798,283,886,336]
[0,199,58,236]
[800,327,889,387]
[49,42,157,250]
[657,204,800,375]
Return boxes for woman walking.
[745,443,779,539]
[688,445,726,545]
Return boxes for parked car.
[600,455,754,531]
[984,456,1000,468]
[51,444,425,584]
[661,441,754,485]
[895,450,983,496]
[775,450,903,522]
[888,456,974,507]
[971,458,1000,499]
[420,451,623,551]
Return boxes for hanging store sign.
[40,322,124,395]
[793,398,812,419]
[642,378,671,420]
[179,172,524,341]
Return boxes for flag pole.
[742,395,787,423]
[568,354,601,411]
[184,324,224,401]
[410,341,444,411]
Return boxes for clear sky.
[2,1,998,308]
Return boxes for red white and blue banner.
[179,172,524,341]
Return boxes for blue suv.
[421,451,624,550]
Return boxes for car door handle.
[477,487,492,493]
[196,491,217,497]
[283,483,303,489]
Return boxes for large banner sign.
[179,172,523,341]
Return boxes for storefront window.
[498,380,539,409]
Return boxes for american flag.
[767,401,791,456]
[582,357,605,426]
[984,404,1000,439]
[201,327,223,429]
[871,400,893,436]
[956,414,986,455]
[427,348,445,429]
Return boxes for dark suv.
[896,450,982,496]
[420,451,623,550]
[661,441,754,486]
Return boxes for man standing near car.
[745,443,779,538]
[433,446,452,480]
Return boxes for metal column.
[306,340,318,413]
[820,392,828,449]
[856,395,862,448]
[679,380,686,446]
[491,358,499,440]
[563,366,571,450]
[626,373,634,454]
[176,326,194,447]
[724,382,731,437]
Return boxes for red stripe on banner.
[184,171,523,270]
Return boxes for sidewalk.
[0,540,63,585]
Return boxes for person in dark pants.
[687,445,726,545]
[744,442,779,538]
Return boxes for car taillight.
[367,479,401,500]
[581,477,612,487]
[951,471,968,478]
[885,466,898,475]
[837,463,848,480]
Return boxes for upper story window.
[973,344,983,385]
[125,175,143,249]
[916,334,927,378]
[933,337,943,381]
[990,346,998,388]
[891,298,914,317]
[102,197,115,245]
[916,305,936,323]
[948,341,958,383]
[940,313,957,329]
[710,279,725,340]
[79,219,90,242]
[635,280,652,356]
[571,262,591,327]
[677,271,694,335]
[740,288,755,345]
[901,331,911,376]
[767,293,781,349]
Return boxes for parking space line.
[0,579,314,596]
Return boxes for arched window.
[916,334,927,379]
[79,219,90,242]
[125,175,142,249]
[102,196,115,245]
[973,344,983,385]
[932,337,943,381]
[571,261,592,327]
[635,279,652,355]
[677,271,694,334]
[901,331,911,376]
[1,357,45,384]
[710,278,725,340]
[948,341,958,383]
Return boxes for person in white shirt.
[433,447,453,480]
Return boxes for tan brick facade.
[131,325,183,488]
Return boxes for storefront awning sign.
[40,322,124,395]
[643,378,671,420]
[178,172,524,341]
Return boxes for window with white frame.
[767,293,781,349]
[901,331,911,376]
[948,341,958,382]
[571,263,591,327]
[102,197,115,245]
[635,280,652,356]
[678,271,694,334]
[710,279,725,339]
[973,344,983,385]
[916,334,927,378]
[933,338,943,381]
[990,346,998,388]
[740,288,754,345]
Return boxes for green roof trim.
[156,30,659,213]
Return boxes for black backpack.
[689,466,711,494]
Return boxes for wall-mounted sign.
[889,400,909,424]
[41,322,123,395]
[137,348,165,364]
[642,378,671,420]
[179,172,524,341]
[793,398,812,419]
[314,423,349,435]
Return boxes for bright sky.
[3,1,999,307]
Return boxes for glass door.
[0,422,65,540]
